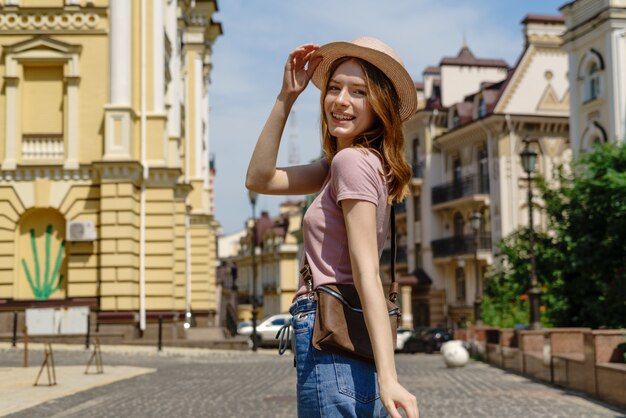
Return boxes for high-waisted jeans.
[289,296,389,418]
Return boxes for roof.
[423,66,441,75]
[522,14,565,24]
[440,46,508,68]
[414,81,424,90]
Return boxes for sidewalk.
[0,342,261,417]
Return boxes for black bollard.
[158,316,163,351]
[11,312,17,348]
[85,314,91,349]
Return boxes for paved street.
[1,344,624,418]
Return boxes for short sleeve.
[330,148,383,206]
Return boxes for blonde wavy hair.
[320,57,411,204]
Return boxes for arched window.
[578,49,604,103]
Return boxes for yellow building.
[235,200,304,321]
[0,0,222,337]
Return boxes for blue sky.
[210,0,567,235]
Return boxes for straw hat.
[310,37,417,121]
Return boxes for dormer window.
[452,112,461,128]
[478,98,487,118]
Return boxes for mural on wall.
[18,209,67,300]
[22,225,66,300]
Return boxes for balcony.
[431,233,492,259]
[22,134,64,162]
[431,174,489,208]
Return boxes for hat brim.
[310,41,417,121]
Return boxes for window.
[453,158,462,186]
[478,98,487,118]
[478,148,489,193]
[415,244,423,269]
[453,212,464,237]
[587,62,600,101]
[455,267,466,302]
[452,112,461,128]
[578,49,604,103]
[413,195,421,221]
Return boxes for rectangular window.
[22,65,64,134]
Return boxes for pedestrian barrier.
[85,337,104,374]
[33,343,57,386]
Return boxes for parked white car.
[238,314,292,348]
[396,327,413,352]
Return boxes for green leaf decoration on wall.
[22,225,65,300]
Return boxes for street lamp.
[470,210,482,326]
[248,190,259,351]
[520,139,541,330]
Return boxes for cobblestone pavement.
[1,346,624,418]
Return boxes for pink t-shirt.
[295,147,391,298]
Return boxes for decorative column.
[103,0,132,160]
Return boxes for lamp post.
[470,210,482,326]
[248,190,259,351]
[520,140,541,330]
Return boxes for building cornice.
[0,165,95,183]
[0,8,107,34]
[435,113,569,151]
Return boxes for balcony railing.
[431,174,489,205]
[22,134,64,161]
[431,234,492,258]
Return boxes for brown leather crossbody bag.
[302,206,401,362]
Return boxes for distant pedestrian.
[246,37,419,418]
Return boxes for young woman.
[246,37,419,418]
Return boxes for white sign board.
[26,306,90,335]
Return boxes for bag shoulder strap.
[389,205,398,302]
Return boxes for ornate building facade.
[402,15,570,328]
[0,0,222,336]
[561,0,626,154]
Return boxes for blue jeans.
[290,297,389,418]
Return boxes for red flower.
[520,294,529,301]
[540,306,546,312]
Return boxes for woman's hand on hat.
[279,44,321,101]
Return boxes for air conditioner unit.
[66,220,97,242]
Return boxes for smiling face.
[323,59,376,150]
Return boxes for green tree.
[483,142,626,328]
[540,142,626,328]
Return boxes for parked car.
[236,320,252,335]
[238,314,292,348]
[403,327,453,354]
[395,327,413,352]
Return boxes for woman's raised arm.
[246,44,327,196]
